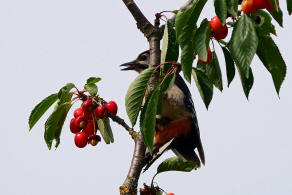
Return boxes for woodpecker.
[121,50,205,170]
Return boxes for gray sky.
[0,0,291,194]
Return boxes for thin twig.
[107,113,138,140]
[159,0,193,31]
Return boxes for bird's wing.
[174,75,205,164]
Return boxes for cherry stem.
[154,63,162,72]
[155,11,174,21]
[74,87,81,94]
[156,61,177,69]
[160,65,176,87]
[159,10,175,15]
[92,113,97,135]
[70,96,79,104]
[160,14,168,21]
[107,113,137,140]
[150,173,158,188]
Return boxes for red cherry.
[82,99,94,113]
[70,118,81,134]
[83,111,93,120]
[198,48,213,64]
[105,101,118,115]
[241,0,256,14]
[73,107,84,118]
[210,16,228,40]
[167,193,175,195]
[74,132,88,148]
[255,0,277,11]
[80,121,88,129]
[75,116,87,129]
[88,135,101,146]
[84,120,97,136]
[95,105,107,119]
[255,0,266,9]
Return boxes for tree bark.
[120,0,192,194]
[120,1,162,195]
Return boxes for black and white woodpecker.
[121,50,205,170]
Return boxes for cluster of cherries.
[69,98,118,148]
[241,0,277,14]
[198,0,278,65]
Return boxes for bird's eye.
[139,55,147,61]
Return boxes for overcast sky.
[0,1,291,195]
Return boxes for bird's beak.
[120,60,138,71]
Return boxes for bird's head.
[120,50,150,73]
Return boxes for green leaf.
[269,0,280,12]
[140,87,160,154]
[44,103,72,149]
[192,68,213,109]
[172,10,179,14]
[206,52,223,91]
[125,68,155,126]
[237,67,254,99]
[156,190,163,195]
[97,118,114,144]
[160,73,176,93]
[253,10,276,36]
[226,0,239,16]
[157,157,198,174]
[87,77,101,84]
[288,0,292,15]
[221,47,235,87]
[57,83,75,103]
[176,0,207,83]
[269,7,283,27]
[256,35,286,94]
[84,83,98,96]
[214,0,227,25]
[193,19,211,61]
[29,93,58,131]
[156,92,164,115]
[175,0,207,42]
[161,19,179,64]
[229,14,258,78]
[180,44,195,83]
[196,61,207,72]
[139,90,153,145]
[157,73,176,114]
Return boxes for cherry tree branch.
[108,114,138,140]
[120,0,195,193]
[119,0,195,193]
[120,18,161,194]
[120,133,147,195]
[122,0,155,38]
[120,1,162,194]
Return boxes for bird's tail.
[197,138,205,165]
[172,148,201,168]
[143,138,174,172]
